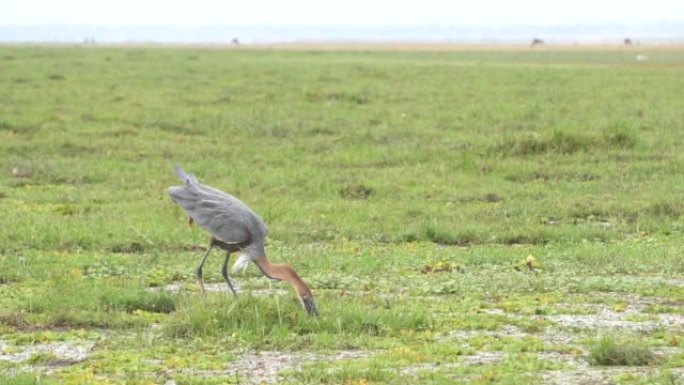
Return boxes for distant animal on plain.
[231,38,240,46]
[167,166,318,315]
[531,38,544,47]
[624,38,633,46]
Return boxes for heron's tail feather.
[174,165,198,185]
[232,253,252,274]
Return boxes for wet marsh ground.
[0,44,683,384]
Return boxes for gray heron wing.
[192,199,252,245]
[169,165,265,244]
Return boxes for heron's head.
[252,256,318,316]
[300,294,318,316]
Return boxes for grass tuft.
[481,193,504,203]
[501,233,548,245]
[340,184,374,200]
[9,277,176,328]
[0,373,58,385]
[108,242,146,253]
[495,131,596,156]
[305,89,370,105]
[494,127,638,157]
[0,119,14,130]
[291,360,396,384]
[25,351,59,365]
[604,123,638,149]
[0,311,32,329]
[420,223,479,246]
[100,289,176,313]
[648,201,682,218]
[165,294,433,346]
[590,336,659,366]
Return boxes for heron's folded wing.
[191,199,251,245]
[167,186,198,206]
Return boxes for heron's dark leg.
[196,244,213,295]
[221,252,238,297]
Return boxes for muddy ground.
[3,285,682,384]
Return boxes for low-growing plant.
[590,336,659,366]
[100,288,176,314]
[0,373,58,385]
[165,294,433,347]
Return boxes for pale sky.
[3,0,684,27]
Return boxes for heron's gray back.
[168,168,268,249]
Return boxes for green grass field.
[0,44,683,384]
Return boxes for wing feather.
[168,167,266,245]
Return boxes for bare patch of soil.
[546,296,684,332]
[395,352,509,376]
[163,350,372,385]
[148,281,289,297]
[541,367,684,385]
[436,292,684,384]
[0,340,94,364]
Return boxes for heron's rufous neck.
[253,255,318,315]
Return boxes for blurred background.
[2,0,684,44]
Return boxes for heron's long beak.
[301,295,318,316]
[253,256,318,316]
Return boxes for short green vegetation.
[1,372,58,385]
[0,44,683,384]
[590,336,659,366]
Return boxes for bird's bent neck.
[253,256,313,297]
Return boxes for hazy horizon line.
[2,23,683,44]
[2,20,683,27]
